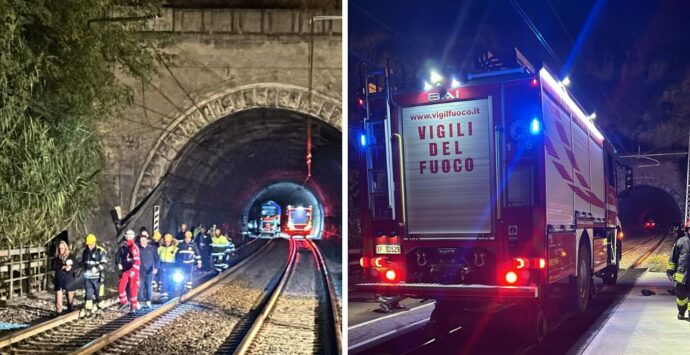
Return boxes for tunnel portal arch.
[130,82,342,210]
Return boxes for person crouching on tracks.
[211,228,234,272]
[667,225,690,320]
[118,230,141,313]
[81,234,107,316]
[53,240,76,315]
[176,231,202,292]
[157,234,178,301]
[138,233,160,308]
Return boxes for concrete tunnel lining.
[133,107,341,235]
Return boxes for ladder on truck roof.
[360,63,395,221]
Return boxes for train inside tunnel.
[618,185,682,237]
[243,182,323,239]
[128,107,341,240]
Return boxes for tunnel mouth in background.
[618,185,681,237]
[150,107,340,238]
[243,181,324,239]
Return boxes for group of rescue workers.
[53,223,237,316]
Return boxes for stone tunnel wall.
[84,7,341,242]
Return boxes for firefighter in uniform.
[81,234,107,316]
[118,230,141,312]
[157,234,178,300]
[211,227,235,272]
[176,231,201,292]
[667,225,690,319]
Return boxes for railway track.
[0,239,266,355]
[625,231,669,271]
[235,238,341,355]
[0,237,339,355]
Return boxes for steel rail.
[71,239,275,355]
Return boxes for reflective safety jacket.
[176,240,201,266]
[158,240,178,264]
[82,245,107,280]
[668,234,690,284]
[211,235,235,257]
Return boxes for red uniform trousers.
[118,269,140,308]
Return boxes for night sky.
[349,0,690,154]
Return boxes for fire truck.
[355,50,624,343]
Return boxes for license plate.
[376,244,401,254]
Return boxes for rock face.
[84,7,342,253]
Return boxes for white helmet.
[125,230,136,240]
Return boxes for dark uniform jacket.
[176,240,201,266]
[81,246,107,280]
[117,244,132,271]
[668,234,690,284]
[138,243,161,274]
[195,232,212,252]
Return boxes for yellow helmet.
[153,231,162,241]
[164,233,173,242]
[85,234,97,245]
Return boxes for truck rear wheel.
[572,244,592,312]
[601,244,619,285]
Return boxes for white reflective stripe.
[133,265,140,269]
[179,250,194,254]
[131,297,137,301]
[119,293,127,296]
[133,257,141,260]
[183,260,194,264]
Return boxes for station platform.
[348,292,433,353]
[571,271,688,355]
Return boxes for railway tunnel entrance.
[618,185,682,238]
[128,105,341,240]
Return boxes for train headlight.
[172,271,185,283]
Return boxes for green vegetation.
[645,254,669,273]
[0,0,160,248]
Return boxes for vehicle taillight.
[512,257,547,270]
[514,257,528,269]
[505,271,518,284]
[360,257,369,268]
[373,257,387,268]
[385,269,397,281]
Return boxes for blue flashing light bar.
[360,133,367,147]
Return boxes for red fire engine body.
[356,62,623,341]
